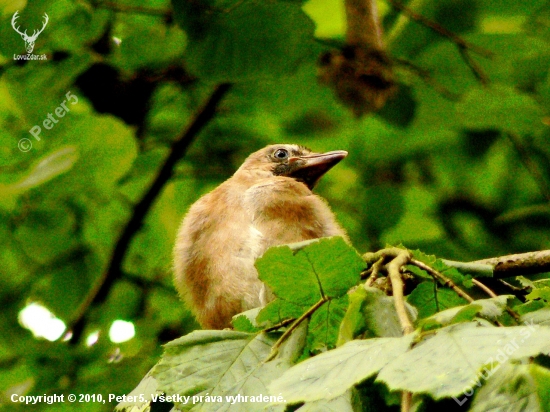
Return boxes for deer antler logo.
[11,11,49,54]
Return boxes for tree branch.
[410,259,474,303]
[387,250,415,335]
[69,83,232,343]
[444,250,550,279]
[345,0,385,49]
[472,279,520,323]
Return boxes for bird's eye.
[273,149,289,159]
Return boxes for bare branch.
[345,0,384,49]
[445,250,550,279]
[387,250,415,334]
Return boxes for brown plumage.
[173,144,348,329]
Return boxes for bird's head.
[237,144,348,189]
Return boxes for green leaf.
[232,310,261,333]
[362,184,405,234]
[296,390,356,412]
[469,362,543,412]
[269,334,414,403]
[173,0,315,81]
[257,299,304,326]
[13,203,78,265]
[307,295,348,351]
[377,322,550,398]
[257,237,364,349]
[338,287,417,344]
[411,249,438,266]
[0,146,79,210]
[62,114,137,189]
[115,370,161,412]
[531,363,550,412]
[257,237,364,309]
[527,287,550,303]
[521,307,550,326]
[153,331,289,411]
[421,296,512,328]
[515,300,547,316]
[457,84,544,135]
[406,264,432,279]
[407,281,468,319]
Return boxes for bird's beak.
[288,150,348,189]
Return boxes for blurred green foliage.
[0,0,549,410]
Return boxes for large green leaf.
[269,334,414,403]
[377,322,550,398]
[153,331,290,411]
[115,370,161,412]
[296,390,356,412]
[256,237,364,349]
[407,281,468,319]
[173,0,315,81]
[468,362,545,412]
[457,84,544,135]
[257,237,365,307]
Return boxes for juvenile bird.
[173,144,348,329]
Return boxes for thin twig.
[472,279,521,323]
[365,257,385,286]
[471,279,496,298]
[264,297,329,362]
[264,318,295,333]
[387,0,492,83]
[364,248,416,334]
[401,392,412,412]
[411,259,474,302]
[68,83,232,343]
[458,47,489,85]
[395,58,460,100]
[387,0,492,58]
[506,132,550,203]
[498,279,528,295]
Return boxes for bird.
[173,144,348,329]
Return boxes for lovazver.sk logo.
[12,10,49,61]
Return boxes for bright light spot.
[109,320,135,343]
[18,303,66,341]
[86,330,100,347]
[112,36,122,46]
